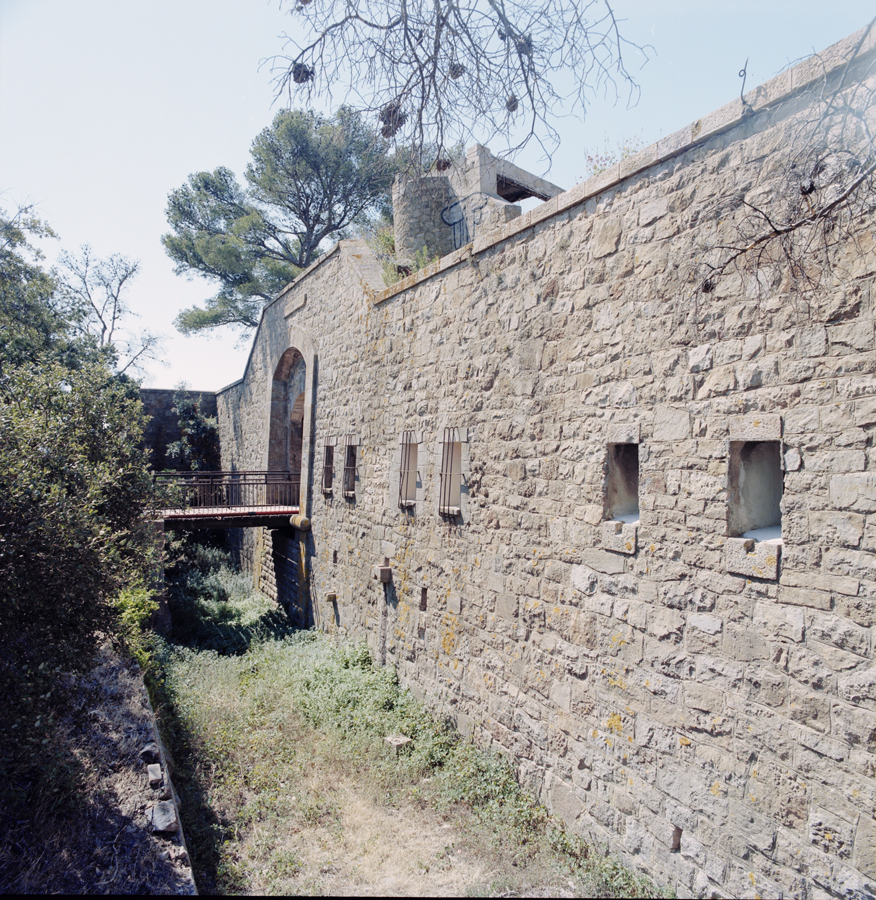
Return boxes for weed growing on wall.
[579,135,645,179]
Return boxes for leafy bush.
[0,359,157,831]
[166,386,221,471]
[112,580,159,669]
[362,216,441,287]
[0,207,158,830]
[164,539,294,654]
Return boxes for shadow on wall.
[265,527,314,629]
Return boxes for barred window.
[322,436,335,495]
[438,427,462,517]
[343,434,357,499]
[398,431,418,509]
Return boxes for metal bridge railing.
[153,470,300,514]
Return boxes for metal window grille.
[343,435,357,499]
[438,427,462,517]
[398,431,417,509]
[322,438,334,495]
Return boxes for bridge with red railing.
[153,471,307,530]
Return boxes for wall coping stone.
[359,25,876,307]
[215,24,876,399]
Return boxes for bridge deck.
[159,505,300,530]
[153,470,301,529]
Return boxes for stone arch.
[267,347,306,477]
[264,323,317,517]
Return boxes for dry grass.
[197,705,587,897]
[153,545,668,897]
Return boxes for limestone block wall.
[217,30,876,899]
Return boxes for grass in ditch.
[150,541,668,897]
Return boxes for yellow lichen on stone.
[607,713,623,734]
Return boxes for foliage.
[0,360,156,816]
[363,217,440,287]
[0,204,85,377]
[112,580,159,670]
[582,134,645,179]
[0,361,155,675]
[271,0,648,166]
[56,244,160,376]
[166,386,222,471]
[164,107,397,334]
[163,540,294,654]
[0,205,159,829]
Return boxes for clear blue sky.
[1,1,873,390]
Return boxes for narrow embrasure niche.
[728,440,783,543]
[606,442,640,525]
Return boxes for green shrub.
[167,387,221,471]
[112,580,159,669]
[165,541,293,654]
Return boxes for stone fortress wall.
[140,389,217,471]
[214,29,876,899]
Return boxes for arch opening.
[268,347,306,506]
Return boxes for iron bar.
[398,430,416,509]
[342,435,357,499]
[438,427,461,517]
[322,437,335,495]
[153,470,300,513]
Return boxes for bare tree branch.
[56,247,162,376]
[692,18,876,300]
[266,0,649,169]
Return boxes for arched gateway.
[262,329,317,626]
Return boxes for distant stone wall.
[140,389,217,471]
[216,30,876,900]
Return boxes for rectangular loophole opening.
[439,428,462,517]
[670,826,682,853]
[420,587,428,611]
[398,431,418,509]
[343,435,357,500]
[606,443,639,523]
[728,440,783,541]
[322,439,334,495]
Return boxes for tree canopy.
[0,205,80,376]
[0,204,157,821]
[269,0,647,166]
[164,107,397,334]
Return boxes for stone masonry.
[211,29,876,899]
[140,389,217,471]
[393,143,563,262]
